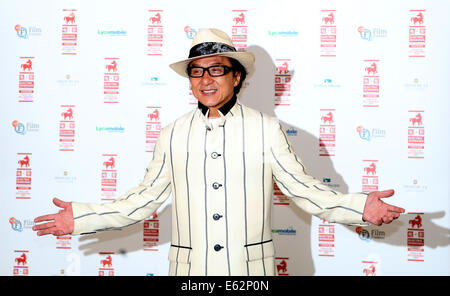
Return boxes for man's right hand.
[33,198,74,236]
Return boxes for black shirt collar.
[198,94,237,116]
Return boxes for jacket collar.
[197,94,237,117]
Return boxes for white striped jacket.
[71,99,368,276]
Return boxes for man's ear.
[233,71,242,87]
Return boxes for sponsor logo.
[59,105,76,151]
[357,26,387,41]
[404,77,428,90]
[231,10,248,51]
[18,56,35,103]
[148,10,164,56]
[407,212,425,262]
[403,179,427,193]
[268,30,298,37]
[141,76,167,87]
[286,128,297,136]
[275,257,289,276]
[54,170,77,184]
[56,74,80,87]
[408,110,425,159]
[97,28,127,37]
[9,217,34,232]
[96,125,125,133]
[13,250,29,276]
[16,153,32,199]
[356,125,386,141]
[319,109,336,157]
[355,226,385,242]
[320,10,337,57]
[409,10,426,58]
[272,226,296,235]
[318,219,335,257]
[143,212,159,251]
[12,120,39,135]
[274,59,292,106]
[184,26,197,39]
[61,9,78,55]
[322,177,340,189]
[14,24,42,39]
[99,252,115,276]
[314,78,341,88]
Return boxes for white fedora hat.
[169,28,255,78]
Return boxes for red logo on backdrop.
[16,153,32,199]
[363,60,380,107]
[275,257,289,276]
[272,181,290,206]
[56,235,72,250]
[101,154,118,201]
[61,9,77,55]
[146,106,161,153]
[104,58,120,103]
[320,10,337,57]
[148,10,164,56]
[362,261,378,276]
[231,10,248,51]
[318,219,335,257]
[319,109,336,156]
[13,250,29,276]
[99,252,114,276]
[407,212,425,262]
[408,110,425,159]
[362,160,379,193]
[274,59,292,106]
[59,105,75,151]
[18,57,35,103]
[409,10,426,58]
[143,212,159,251]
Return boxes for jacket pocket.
[244,239,274,262]
[168,244,192,263]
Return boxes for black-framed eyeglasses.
[187,65,233,78]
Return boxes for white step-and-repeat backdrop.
[1,0,449,276]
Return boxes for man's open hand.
[33,198,74,236]
[362,189,405,226]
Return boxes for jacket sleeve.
[270,119,369,226]
[71,127,172,235]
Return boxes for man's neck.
[198,94,237,118]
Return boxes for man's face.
[189,56,241,112]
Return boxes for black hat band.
[188,42,237,59]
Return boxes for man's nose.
[200,71,214,84]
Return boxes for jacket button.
[212,182,222,190]
[213,213,222,220]
[214,244,223,251]
[211,152,221,159]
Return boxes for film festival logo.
[275,257,289,276]
[18,57,35,103]
[357,26,387,41]
[319,109,336,157]
[16,153,32,200]
[409,10,426,58]
[148,10,164,56]
[143,212,160,251]
[99,252,115,276]
[320,10,337,57]
[13,250,29,276]
[274,59,292,106]
[231,10,248,51]
[362,160,379,193]
[408,111,425,159]
[59,105,76,151]
[362,60,380,107]
[146,106,161,153]
[14,24,42,39]
[12,120,39,135]
[407,213,425,262]
[272,181,290,206]
[101,154,118,201]
[61,9,78,55]
[318,219,335,257]
[104,58,120,103]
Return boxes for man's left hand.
[362,189,405,225]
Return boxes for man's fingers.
[376,189,395,199]
[34,214,56,223]
[53,197,69,209]
[37,228,56,236]
[32,222,55,231]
